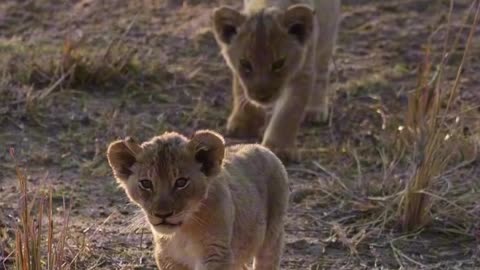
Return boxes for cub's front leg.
[155,255,190,270]
[262,72,313,162]
[227,75,266,139]
[199,245,234,270]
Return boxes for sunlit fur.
[224,9,307,106]
[121,133,209,235]
[212,0,341,161]
[107,130,290,269]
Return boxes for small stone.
[290,189,315,204]
[287,239,310,250]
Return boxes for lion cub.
[212,0,341,160]
[107,130,289,269]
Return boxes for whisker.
[191,216,207,227]
[239,95,249,112]
[122,210,148,234]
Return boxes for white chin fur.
[250,99,272,108]
[151,224,178,235]
[245,93,277,108]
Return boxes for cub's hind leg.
[156,256,190,270]
[306,2,340,124]
[306,54,331,123]
[252,165,288,270]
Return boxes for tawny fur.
[107,130,289,270]
[212,0,341,161]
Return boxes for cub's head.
[212,4,315,106]
[107,130,225,235]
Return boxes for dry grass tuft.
[9,148,84,270]
[32,33,141,97]
[309,1,480,267]
[1,24,168,103]
[400,0,480,232]
[55,30,140,90]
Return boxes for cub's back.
[222,144,289,208]
[224,144,287,184]
[244,0,313,12]
[242,0,340,54]
[221,144,289,262]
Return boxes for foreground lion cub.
[107,130,289,269]
[212,0,341,160]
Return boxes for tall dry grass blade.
[14,230,23,270]
[47,188,53,270]
[444,0,480,114]
[55,197,72,270]
[11,148,32,270]
[34,197,44,270]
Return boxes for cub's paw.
[262,143,299,163]
[166,0,201,7]
[304,107,329,125]
[227,118,264,139]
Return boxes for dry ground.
[1,0,480,269]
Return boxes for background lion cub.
[212,0,341,160]
[107,130,289,269]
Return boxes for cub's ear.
[212,6,246,45]
[188,130,225,177]
[106,137,143,182]
[283,4,315,44]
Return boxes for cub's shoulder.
[244,0,314,13]
[225,144,285,168]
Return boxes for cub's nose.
[256,94,272,103]
[153,211,174,219]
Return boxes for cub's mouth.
[152,221,183,228]
[255,95,274,104]
[246,92,278,106]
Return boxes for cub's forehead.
[241,11,281,37]
[139,133,190,165]
[236,11,286,59]
[245,14,273,31]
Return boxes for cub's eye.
[239,58,253,74]
[174,177,190,190]
[139,179,153,190]
[272,58,286,72]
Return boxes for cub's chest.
[163,234,200,268]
